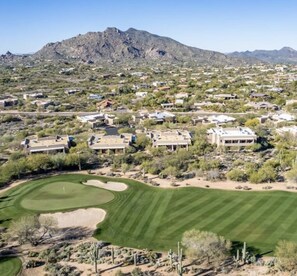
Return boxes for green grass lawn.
[1,174,297,254]
[20,181,114,211]
[0,257,22,276]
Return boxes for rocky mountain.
[32,27,248,66]
[0,51,24,64]
[228,47,297,64]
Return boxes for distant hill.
[0,51,27,65]
[228,47,297,64]
[31,27,249,66]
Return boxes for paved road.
[0,110,250,117]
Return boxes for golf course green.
[1,174,297,254]
[20,181,114,211]
[0,257,22,276]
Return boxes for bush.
[226,169,246,182]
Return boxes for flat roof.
[26,135,69,149]
[149,130,192,145]
[89,134,132,149]
[208,127,256,137]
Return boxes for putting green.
[20,181,114,211]
[0,257,22,276]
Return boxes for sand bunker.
[40,208,106,229]
[84,179,127,191]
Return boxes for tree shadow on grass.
[231,240,261,257]
[0,218,11,225]
[0,195,14,203]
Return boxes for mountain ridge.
[228,47,297,64]
[32,27,247,65]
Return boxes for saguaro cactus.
[111,247,115,264]
[242,242,247,263]
[168,249,173,267]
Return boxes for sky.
[1,0,297,54]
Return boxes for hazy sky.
[1,0,297,54]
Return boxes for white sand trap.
[84,179,128,191]
[40,208,106,229]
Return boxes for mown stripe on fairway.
[142,191,173,241]
[196,195,247,230]
[122,191,157,234]
[112,190,144,230]
[166,192,206,214]
[132,192,164,238]
[109,192,135,216]
[161,193,215,225]
[283,198,297,235]
[214,194,264,235]
[158,195,219,234]
[234,196,285,239]
[165,196,234,237]
[260,197,296,243]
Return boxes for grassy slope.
[0,257,22,276]
[1,174,297,253]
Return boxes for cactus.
[92,243,98,273]
[176,242,183,276]
[168,249,173,267]
[111,247,114,264]
[242,242,247,263]
[178,248,183,276]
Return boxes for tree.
[286,165,297,183]
[27,154,53,172]
[226,168,246,182]
[121,163,130,175]
[182,229,231,265]
[135,133,150,150]
[8,215,57,246]
[275,240,297,272]
[160,166,179,179]
[244,118,259,128]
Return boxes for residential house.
[33,100,54,109]
[245,102,279,110]
[175,93,189,99]
[22,135,71,154]
[97,99,113,110]
[192,102,224,110]
[175,99,184,106]
[207,115,236,125]
[161,103,174,109]
[65,89,81,95]
[250,92,270,99]
[77,114,106,128]
[23,92,45,100]
[212,94,237,100]
[207,127,257,147]
[147,130,192,151]
[271,113,295,122]
[132,111,176,124]
[88,133,133,154]
[152,81,167,87]
[89,94,103,100]
[135,91,148,98]
[276,126,297,137]
[0,97,18,109]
